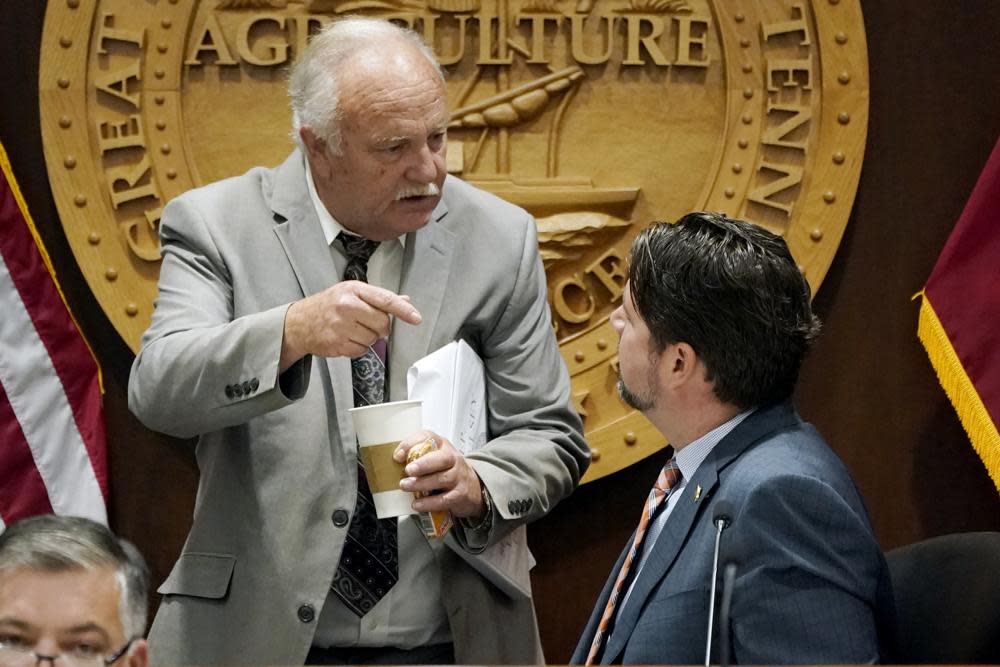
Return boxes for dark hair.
[628,212,821,409]
[0,514,150,637]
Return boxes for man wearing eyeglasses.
[0,515,150,667]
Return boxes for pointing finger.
[356,284,422,325]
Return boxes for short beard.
[618,377,655,412]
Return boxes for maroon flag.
[917,136,1000,493]
[0,141,108,529]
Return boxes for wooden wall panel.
[2,1,999,661]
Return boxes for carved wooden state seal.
[40,0,868,481]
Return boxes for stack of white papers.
[408,340,535,599]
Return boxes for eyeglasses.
[0,637,137,667]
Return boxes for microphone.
[718,562,737,667]
[704,500,734,666]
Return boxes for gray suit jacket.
[128,151,589,665]
[572,401,894,665]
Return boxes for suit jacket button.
[507,500,515,514]
[297,604,315,623]
[241,380,252,395]
[332,509,350,527]
[224,384,235,399]
[233,383,244,397]
[250,378,260,392]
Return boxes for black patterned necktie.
[331,231,399,616]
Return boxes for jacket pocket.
[158,552,236,600]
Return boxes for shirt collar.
[674,409,753,482]
[304,158,405,249]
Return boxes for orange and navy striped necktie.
[585,457,682,665]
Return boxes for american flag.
[0,142,107,530]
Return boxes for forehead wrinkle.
[366,90,445,120]
[348,93,448,147]
[340,43,441,98]
[354,73,445,110]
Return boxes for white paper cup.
[349,399,422,518]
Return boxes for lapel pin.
[693,484,702,501]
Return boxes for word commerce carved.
[40,0,868,482]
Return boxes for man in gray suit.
[128,17,588,666]
[573,213,894,665]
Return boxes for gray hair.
[288,16,444,154]
[0,515,150,639]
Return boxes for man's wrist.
[459,477,493,534]
[279,301,305,372]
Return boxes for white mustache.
[395,183,440,200]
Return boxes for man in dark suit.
[573,212,894,665]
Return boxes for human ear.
[664,342,699,387]
[299,127,326,160]
[127,639,149,667]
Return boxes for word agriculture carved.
[39,0,868,482]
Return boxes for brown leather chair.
[886,531,1000,664]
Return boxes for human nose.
[407,143,442,183]
[33,653,59,667]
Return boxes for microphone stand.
[704,515,727,665]
[718,563,737,667]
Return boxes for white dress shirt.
[618,410,752,614]
[305,164,452,649]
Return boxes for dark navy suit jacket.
[572,401,895,664]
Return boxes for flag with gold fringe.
[0,141,108,530]
[917,136,1000,494]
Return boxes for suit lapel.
[572,540,631,663]
[269,150,356,451]
[601,402,800,663]
[389,197,454,401]
[601,466,719,664]
[270,151,338,297]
